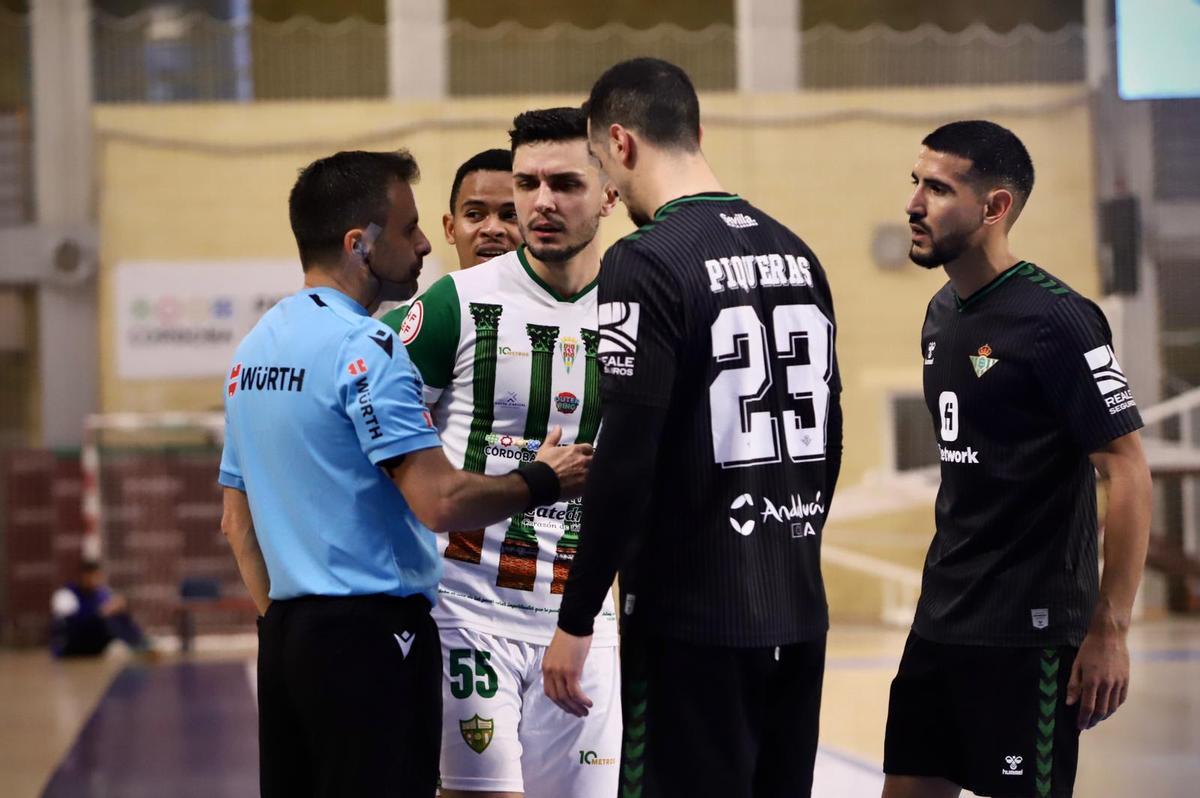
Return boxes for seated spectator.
[50,560,154,659]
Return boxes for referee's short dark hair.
[922,120,1035,220]
[448,148,513,215]
[509,107,588,151]
[585,57,700,153]
[289,149,420,270]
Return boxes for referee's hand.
[543,627,594,717]
[534,426,594,500]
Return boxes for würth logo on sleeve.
[1084,345,1136,415]
[598,301,639,377]
[347,359,368,376]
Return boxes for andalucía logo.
[556,391,580,414]
[969,344,998,378]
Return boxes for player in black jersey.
[543,58,843,798]
[882,121,1152,798]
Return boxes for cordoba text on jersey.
[704,253,814,295]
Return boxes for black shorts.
[884,632,1081,798]
[257,593,442,798]
[619,630,826,798]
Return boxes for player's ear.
[599,180,619,218]
[614,126,636,170]
[442,212,456,245]
[982,188,1014,228]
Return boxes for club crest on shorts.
[969,344,998,378]
[1031,608,1049,629]
[460,715,494,754]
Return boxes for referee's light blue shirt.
[219,286,443,602]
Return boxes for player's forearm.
[1093,450,1152,633]
[435,470,531,532]
[221,489,271,614]
[559,404,664,636]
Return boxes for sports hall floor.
[1,622,1197,797]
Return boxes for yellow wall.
[96,84,1096,495]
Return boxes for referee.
[219,150,592,798]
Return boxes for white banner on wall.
[115,260,302,380]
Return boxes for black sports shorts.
[884,632,1081,798]
[618,629,827,798]
[257,593,441,798]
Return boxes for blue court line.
[1131,647,1200,662]
[42,661,258,798]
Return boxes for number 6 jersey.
[915,261,1143,647]
[596,193,842,646]
[383,247,618,647]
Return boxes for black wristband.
[516,461,560,511]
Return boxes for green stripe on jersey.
[576,328,602,445]
[462,303,503,473]
[497,323,559,590]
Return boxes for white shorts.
[438,626,621,798]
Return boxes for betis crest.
[969,344,998,378]
[560,336,579,372]
[460,715,494,754]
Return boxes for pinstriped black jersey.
[595,193,842,646]
[915,261,1143,647]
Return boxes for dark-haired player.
[389,110,620,798]
[444,148,521,269]
[544,58,843,798]
[881,121,1152,798]
[220,149,593,798]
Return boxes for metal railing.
[82,12,1091,103]
[801,22,1085,88]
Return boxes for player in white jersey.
[381,107,620,798]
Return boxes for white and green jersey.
[382,247,618,646]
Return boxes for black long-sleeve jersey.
[559,193,843,647]
[914,261,1143,646]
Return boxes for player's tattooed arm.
[1067,430,1152,729]
[221,487,271,615]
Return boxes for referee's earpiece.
[353,238,369,263]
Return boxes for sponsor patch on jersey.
[398,301,423,346]
[555,391,580,414]
[598,301,640,377]
[1084,344,1136,414]
[347,358,367,376]
[719,211,758,229]
[233,364,307,393]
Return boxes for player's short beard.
[909,226,973,270]
[626,205,652,229]
[524,216,599,264]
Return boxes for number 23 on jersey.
[709,303,834,468]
